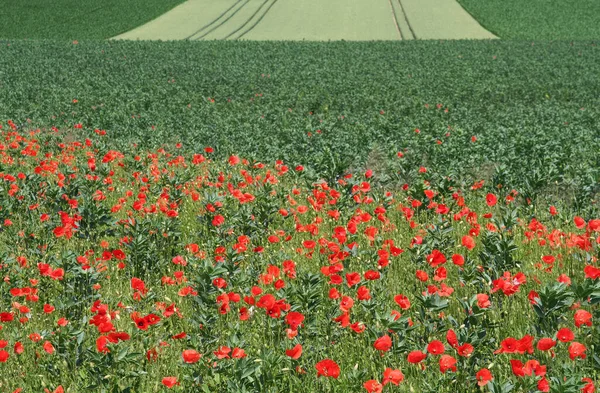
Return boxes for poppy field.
[0,39,599,392]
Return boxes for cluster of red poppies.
[0,123,597,392]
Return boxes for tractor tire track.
[235,0,278,40]
[192,0,250,40]
[396,0,416,39]
[387,0,403,40]
[224,0,270,40]
[184,1,242,40]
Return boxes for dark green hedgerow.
[0,0,184,40]
[458,0,600,40]
[0,40,598,214]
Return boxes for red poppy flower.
[415,270,429,282]
[452,254,464,266]
[574,309,592,327]
[394,294,411,310]
[426,340,445,355]
[536,338,556,351]
[130,277,147,295]
[568,342,586,360]
[14,342,24,355]
[315,359,340,378]
[494,337,518,354]
[584,265,600,280]
[426,250,446,267]
[162,377,179,388]
[382,368,404,385]
[486,193,497,207]
[232,347,247,359]
[407,350,427,364]
[446,329,458,348]
[373,335,392,352]
[462,235,475,250]
[346,272,361,287]
[182,349,201,363]
[363,380,383,393]
[285,311,305,330]
[286,344,302,360]
[581,378,595,393]
[212,277,227,289]
[212,215,225,227]
[356,286,370,301]
[476,368,493,386]
[476,294,491,308]
[43,341,55,354]
[457,343,474,357]
[574,216,586,228]
[214,346,231,359]
[556,327,574,343]
[433,267,447,282]
[439,355,456,373]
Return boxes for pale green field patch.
[401,0,496,39]
[114,0,237,40]
[237,0,400,41]
[113,0,496,41]
[196,0,270,40]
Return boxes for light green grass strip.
[242,0,399,41]
[401,0,496,39]
[113,0,237,40]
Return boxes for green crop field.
[0,39,599,393]
[1,2,600,392]
[458,0,600,40]
[0,0,185,40]
[0,40,598,211]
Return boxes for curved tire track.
[235,0,278,40]
[192,0,250,40]
[184,0,242,40]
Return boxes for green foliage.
[0,39,598,393]
[0,0,184,39]
[1,40,598,214]
[458,0,600,40]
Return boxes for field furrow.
[185,0,245,40]
[223,0,276,40]
[387,0,404,40]
[392,0,415,40]
[192,0,262,41]
[396,0,416,39]
[234,0,279,39]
